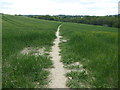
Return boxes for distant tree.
[28,15,119,28]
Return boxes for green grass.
[2,14,60,88]
[2,14,118,88]
[60,23,118,88]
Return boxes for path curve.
[49,24,68,88]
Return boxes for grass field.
[2,14,60,88]
[2,14,118,88]
[60,23,118,88]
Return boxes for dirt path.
[49,24,68,88]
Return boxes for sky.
[0,0,119,16]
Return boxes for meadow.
[2,14,60,88]
[2,14,118,88]
[60,23,118,88]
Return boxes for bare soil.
[49,25,68,88]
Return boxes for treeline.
[27,15,119,28]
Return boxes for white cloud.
[0,0,119,15]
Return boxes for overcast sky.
[0,0,119,16]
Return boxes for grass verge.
[60,23,118,88]
[2,14,60,88]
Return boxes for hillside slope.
[60,23,118,88]
[2,14,60,88]
[2,14,118,88]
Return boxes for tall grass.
[2,14,60,88]
[60,23,118,88]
